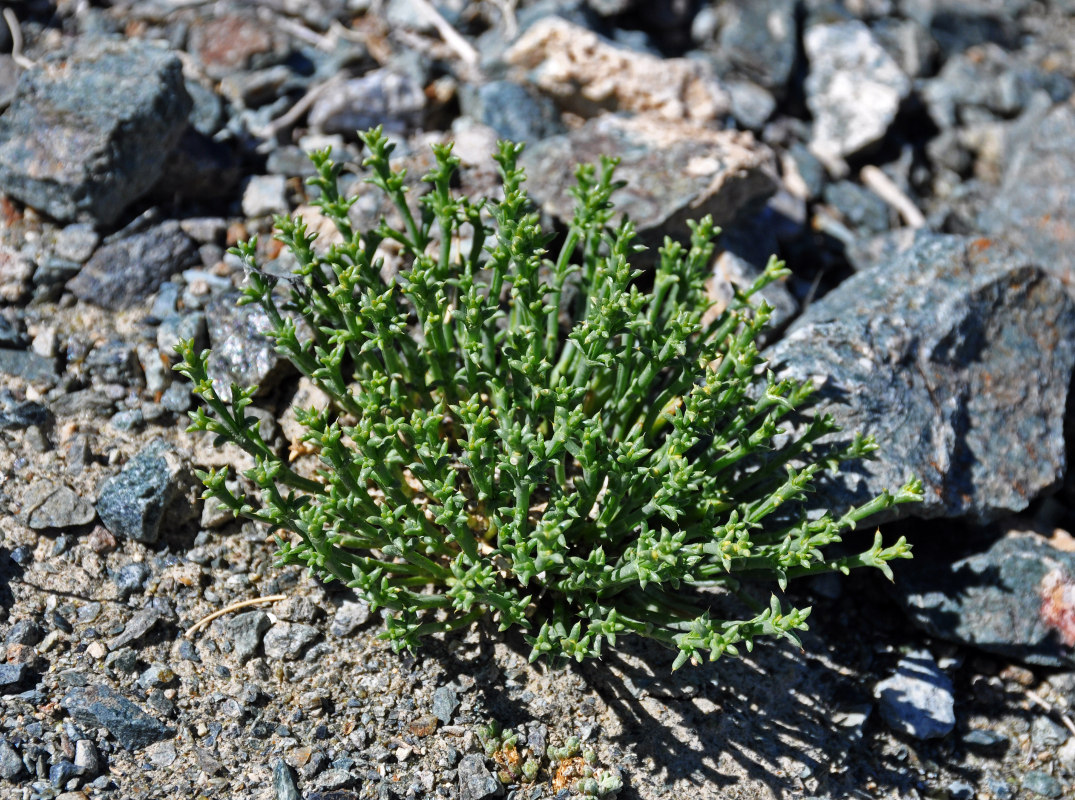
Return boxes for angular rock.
[0,736,22,780]
[1022,771,1064,799]
[262,622,319,661]
[874,650,955,739]
[242,175,290,218]
[20,480,95,530]
[96,439,197,544]
[187,13,284,80]
[67,222,199,312]
[724,79,777,131]
[432,686,460,725]
[0,663,29,689]
[221,610,271,663]
[708,0,798,91]
[767,234,1075,522]
[459,80,565,144]
[62,683,174,751]
[979,104,1075,291]
[205,291,293,399]
[895,529,1075,667]
[273,757,302,800]
[308,70,426,135]
[330,601,370,638]
[0,348,57,383]
[923,48,1070,131]
[521,115,777,245]
[0,38,191,225]
[73,738,101,774]
[805,20,911,160]
[505,16,729,123]
[0,392,49,430]
[458,754,500,800]
[107,608,162,651]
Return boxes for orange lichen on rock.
[1040,567,1075,647]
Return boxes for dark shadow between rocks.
[0,546,21,624]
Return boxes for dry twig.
[185,594,286,638]
[860,165,926,228]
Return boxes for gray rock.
[137,663,177,691]
[62,683,175,751]
[53,223,100,263]
[273,757,302,800]
[979,105,1075,291]
[895,530,1075,667]
[459,81,565,144]
[963,728,1008,749]
[432,685,460,725]
[308,70,426,135]
[0,737,22,780]
[1022,771,1063,799]
[316,767,357,790]
[67,222,199,312]
[6,618,43,646]
[205,291,293,400]
[113,562,151,600]
[0,38,191,225]
[0,315,25,348]
[874,650,955,739]
[107,608,162,651]
[0,663,29,689]
[73,739,99,776]
[725,79,777,131]
[0,393,50,430]
[242,175,290,218]
[1032,716,1070,748]
[871,16,936,79]
[458,754,501,800]
[330,600,370,637]
[709,0,798,91]
[49,759,79,788]
[823,180,892,235]
[20,480,95,530]
[263,622,320,661]
[96,439,195,544]
[767,234,1075,523]
[157,312,207,358]
[521,114,776,246]
[926,3,1018,59]
[804,20,911,159]
[0,348,57,383]
[276,596,321,623]
[84,339,141,385]
[923,49,1070,131]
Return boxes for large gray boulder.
[0,38,191,225]
[767,233,1075,523]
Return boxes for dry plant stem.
[860,165,926,228]
[1025,688,1075,738]
[409,0,480,65]
[185,594,287,638]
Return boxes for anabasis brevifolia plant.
[176,127,921,669]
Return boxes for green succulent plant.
[175,126,921,669]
